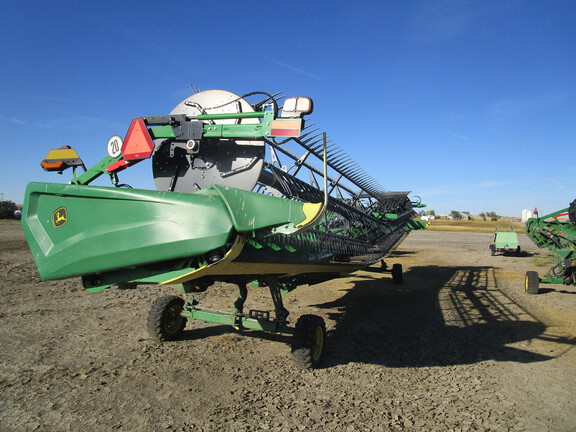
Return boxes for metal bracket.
[220,157,258,178]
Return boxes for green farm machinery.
[490,225,521,256]
[524,200,576,294]
[22,89,426,368]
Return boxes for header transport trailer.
[490,225,521,256]
[21,89,426,368]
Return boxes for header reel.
[153,89,266,193]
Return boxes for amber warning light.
[41,146,84,173]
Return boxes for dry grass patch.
[530,253,556,268]
[495,268,524,281]
[426,219,525,233]
[212,332,244,345]
[0,219,21,226]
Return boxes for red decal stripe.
[271,128,301,137]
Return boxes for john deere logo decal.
[53,207,68,228]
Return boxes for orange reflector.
[40,145,84,172]
[121,118,154,161]
[41,160,65,171]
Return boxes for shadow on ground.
[539,287,576,295]
[178,324,292,345]
[315,265,576,368]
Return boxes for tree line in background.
[478,212,501,221]
[0,201,18,219]
[418,209,500,221]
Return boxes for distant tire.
[516,246,521,257]
[568,269,576,286]
[291,315,326,369]
[569,199,576,226]
[525,271,540,295]
[147,295,187,341]
[392,263,403,285]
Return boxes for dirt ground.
[1,220,575,431]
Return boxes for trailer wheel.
[515,246,521,257]
[291,315,326,369]
[147,295,187,341]
[392,263,403,285]
[525,271,540,295]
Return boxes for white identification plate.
[107,135,123,158]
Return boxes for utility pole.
[0,192,3,202]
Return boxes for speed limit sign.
[107,135,123,158]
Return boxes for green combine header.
[22,89,426,368]
[524,200,576,294]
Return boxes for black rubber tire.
[291,315,326,369]
[147,295,187,341]
[516,246,521,257]
[525,271,540,295]
[569,199,576,226]
[391,263,403,285]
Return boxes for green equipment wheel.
[525,271,540,295]
[147,295,187,341]
[291,314,326,369]
[392,263,403,285]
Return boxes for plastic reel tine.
[307,140,325,152]
[300,132,323,145]
[312,137,334,150]
[324,142,339,154]
[340,164,359,175]
[333,158,354,170]
[299,126,319,139]
[326,148,345,160]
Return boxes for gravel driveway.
[1,221,574,431]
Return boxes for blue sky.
[1,0,574,216]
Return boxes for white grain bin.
[521,209,533,222]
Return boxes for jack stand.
[381,260,403,285]
[268,280,290,324]
[233,283,248,329]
